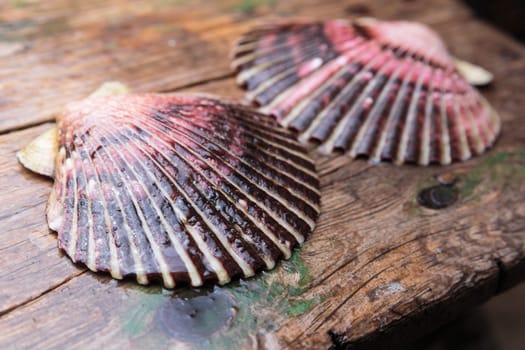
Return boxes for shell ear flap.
[17,127,58,178]
[454,58,494,86]
[17,82,131,178]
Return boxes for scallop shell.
[233,18,501,165]
[46,93,320,287]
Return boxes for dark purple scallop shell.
[232,18,501,165]
[46,94,320,287]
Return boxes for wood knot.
[417,184,458,209]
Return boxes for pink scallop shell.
[47,94,320,287]
[232,19,501,165]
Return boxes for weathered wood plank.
[0,0,474,133]
[0,123,85,314]
[0,0,525,349]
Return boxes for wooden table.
[1,1,524,349]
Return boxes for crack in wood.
[0,270,87,317]
[0,72,236,136]
[494,258,506,294]
[160,71,235,93]
[0,120,58,137]
[0,199,47,222]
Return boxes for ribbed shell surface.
[46,94,320,287]
[233,19,501,165]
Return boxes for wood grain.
[0,0,473,133]
[0,0,525,349]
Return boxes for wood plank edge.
[0,71,235,135]
[325,257,525,350]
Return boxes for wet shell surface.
[233,18,501,165]
[46,94,320,287]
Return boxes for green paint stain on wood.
[0,19,34,42]
[13,0,30,8]
[39,17,69,38]
[409,148,525,213]
[197,251,326,349]
[232,0,277,15]
[122,285,164,335]
[459,149,525,200]
[287,297,322,317]
[153,0,193,9]
[117,251,325,349]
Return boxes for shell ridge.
[148,110,320,217]
[233,23,323,61]
[291,67,355,141]
[462,90,485,155]
[202,113,316,169]
[442,94,460,162]
[207,117,320,186]
[318,49,393,153]
[351,61,410,161]
[190,121,319,200]
[100,121,237,286]
[350,60,403,158]
[245,65,299,105]
[236,39,328,85]
[65,147,80,260]
[111,124,255,284]
[154,106,320,185]
[72,142,95,269]
[129,132,282,270]
[223,119,316,167]
[348,52,403,157]
[125,108,304,252]
[193,120,321,198]
[418,67,439,165]
[279,40,374,127]
[248,35,371,113]
[450,77,472,161]
[372,59,419,162]
[119,109,294,258]
[438,79,452,164]
[135,98,320,193]
[282,40,376,131]
[270,32,371,117]
[287,66,354,133]
[98,126,211,286]
[118,118,292,269]
[86,125,176,287]
[75,137,122,278]
[262,53,347,117]
[122,128,262,280]
[86,127,158,283]
[80,127,158,283]
[312,46,389,152]
[125,110,310,245]
[395,60,432,164]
